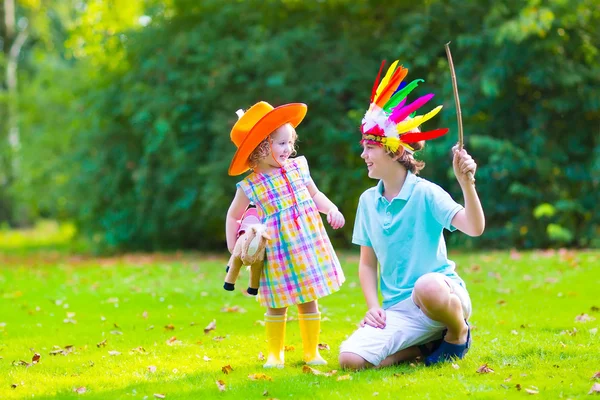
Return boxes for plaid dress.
[237,156,345,308]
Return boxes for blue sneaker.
[424,322,471,366]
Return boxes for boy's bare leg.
[412,273,468,344]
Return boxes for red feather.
[370,60,386,103]
[401,128,449,143]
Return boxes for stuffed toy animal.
[224,223,270,295]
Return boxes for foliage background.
[1,0,599,252]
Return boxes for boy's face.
[360,142,399,179]
[263,124,295,168]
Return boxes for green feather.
[383,79,424,112]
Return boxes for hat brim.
[228,103,307,176]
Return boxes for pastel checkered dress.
[237,156,345,308]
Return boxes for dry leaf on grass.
[216,380,226,391]
[222,365,233,374]
[318,343,330,351]
[258,352,265,361]
[166,336,182,346]
[476,364,494,373]
[303,366,338,377]
[592,371,600,379]
[248,373,272,381]
[164,324,175,330]
[575,313,595,323]
[73,387,86,394]
[284,345,295,352]
[204,320,216,334]
[221,305,246,313]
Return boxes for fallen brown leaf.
[591,306,600,312]
[476,364,494,374]
[592,371,600,379]
[213,336,225,341]
[221,305,246,313]
[222,365,233,374]
[516,384,522,391]
[248,373,272,381]
[204,320,216,334]
[318,343,330,351]
[284,345,295,352]
[164,324,175,330]
[589,383,600,394]
[166,336,182,346]
[130,346,146,354]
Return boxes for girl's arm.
[225,188,251,253]
[306,181,345,229]
[358,245,386,328]
[451,146,485,237]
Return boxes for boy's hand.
[327,209,345,229]
[361,307,386,329]
[452,145,477,187]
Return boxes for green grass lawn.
[1,249,599,399]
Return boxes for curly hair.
[248,124,298,169]
[389,140,426,174]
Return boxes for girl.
[338,61,484,369]
[226,101,345,368]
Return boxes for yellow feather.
[395,105,443,134]
[385,137,401,153]
[375,60,399,98]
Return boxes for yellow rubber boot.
[298,312,327,365]
[263,313,286,368]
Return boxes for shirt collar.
[376,171,418,202]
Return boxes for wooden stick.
[445,42,475,185]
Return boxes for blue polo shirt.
[352,171,465,309]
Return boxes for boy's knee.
[339,352,368,370]
[414,274,451,310]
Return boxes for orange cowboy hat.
[228,101,307,176]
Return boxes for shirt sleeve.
[352,194,372,247]
[236,179,256,204]
[428,184,464,231]
[294,156,313,185]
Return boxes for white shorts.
[339,277,471,366]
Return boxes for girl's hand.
[360,307,386,329]
[327,209,345,229]
[452,145,477,187]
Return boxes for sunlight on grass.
[0,250,599,399]
[0,220,78,252]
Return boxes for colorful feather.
[375,60,399,99]
[383,79,424,112]
[389,93,435,123]
[370,60,386,103]
[395,105,443,134]
[375,67,408,108]
[400,128,449,143]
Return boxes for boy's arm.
[359,245,386,328]
[225,188,251,253]
[306,180,345,229]
[451,147,485,237]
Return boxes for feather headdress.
[360,60,449,153]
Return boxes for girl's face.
[360,142,399,179]
[263,124,296,168]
